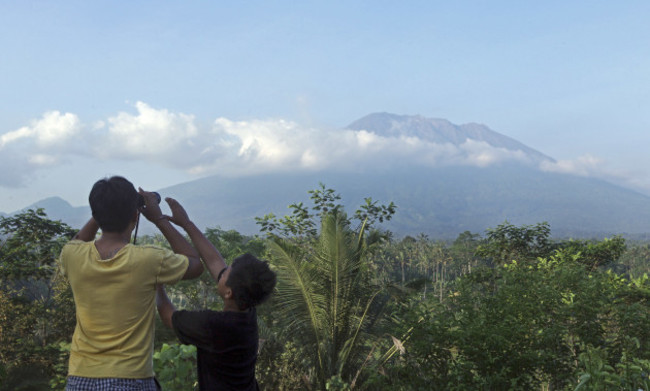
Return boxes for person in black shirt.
[156,198,277,391]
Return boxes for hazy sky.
[1,1,649,212]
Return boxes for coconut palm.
[267,210,389,390]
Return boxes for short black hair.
[89,176,139,233]
[226,253,277,310]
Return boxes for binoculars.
[137,192,161,208]
[133,192,161,245]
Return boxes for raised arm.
[164,197,227,282]
[73,217,100,241]
[139,189,203,280]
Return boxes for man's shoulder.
[127,243,176,257]
[60,239,92,253]
[64,239,90,246]
[130,243,166,251]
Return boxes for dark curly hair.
[89,176,139,233]
[226,253,277,310]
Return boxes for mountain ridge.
[17,165,650,240]
[5,113,650,240]
[346,112,554,164]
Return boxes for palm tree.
[267,210,388,390]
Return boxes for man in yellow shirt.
[59,176,203,390]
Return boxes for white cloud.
[539,155,650,196]
[188,117,334,175]
[539,154,604,177]
[99,101,200,162]
[0,126,32,147]
[0,101,596,188]
[190,119,536,175]
[459,139,530,167]
[28,154,58,165]
[0,111,82,186]
[0,111,81,149]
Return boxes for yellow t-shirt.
[59,240,189,378]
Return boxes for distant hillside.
[7,113,650,240]
[155,166,650,239]
[13,197,89,230]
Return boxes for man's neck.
[94,231,132,260]
[97,231,131,244]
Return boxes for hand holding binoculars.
[137,192,161,208]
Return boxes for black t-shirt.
[172,308,260,391]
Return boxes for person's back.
[173,307,260,390]
[61,241,188,377]
[60,176,203,390]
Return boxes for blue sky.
[1,1,649,212]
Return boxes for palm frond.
[266,211,391,387]
[267,238,328,371]
[337,288,383,374]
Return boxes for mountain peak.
[346,113,553,164]
[19,196,73,213]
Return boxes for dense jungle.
[2,186,650,390]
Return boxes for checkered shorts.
[65,376,160,391]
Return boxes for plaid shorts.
[65,376,160,391]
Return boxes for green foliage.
[326,375,351,390]
[353,198,396,227]
[561,236,627,271]
[49,342,70,391]
[450,230,483,274]
[0,209,75,375]
[475,221,627,272]
[256,339,308,390]
[4,201,650,390]
[364,296,453,391]
[203,227,266,261]
[153,343,198,391]
[446,260,577,389]
[266,209,392,389]
[574,343,650,390]
[256,202,318,238]
[256,183,396,240]
[0,208,75,280]
[475,221,554,265]
[366,224,640,389]
[619,242,650,278]
[309,184,342,216]
[371,234,650,390]
[0,362,50,391]
[372,235,459,304]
